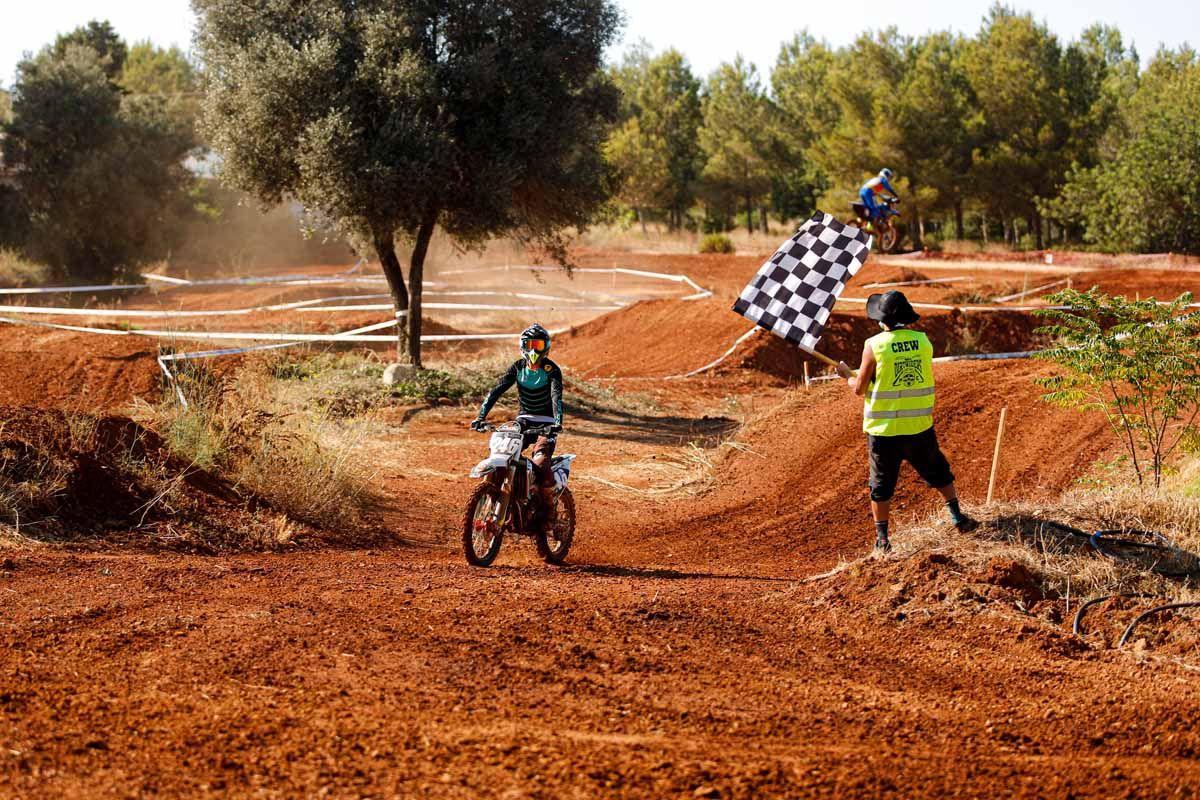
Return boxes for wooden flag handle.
[808,350,840,369]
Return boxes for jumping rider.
[472,323,564,530]
[859,168,899,225]
[837,291,978,554]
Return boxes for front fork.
[490,465,516,531]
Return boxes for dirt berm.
[0,406,291,551]
[557,297,1045,381]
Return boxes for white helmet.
[879,168,894,181]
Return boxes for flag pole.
[808,349,841,370]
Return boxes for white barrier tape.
[665,327,761,380]
[143,258,368,288]
[425,290,593,303]
[837,297,1072,313]
[296,302,623,313]
[0,312,566,347]
[0,293,393,319]
[437,264,714,298]
[142,274,192,286]
[934,351,1040,362]
[158,319,400,363]
[0,283,149,295]
[992,279,1070,303]
[860,276,970,289]
[0,315,133,336]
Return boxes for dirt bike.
[462,414,577,567]
[850,196,903,253]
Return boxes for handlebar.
[473,420,561,435]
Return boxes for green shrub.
[699,234,734,254]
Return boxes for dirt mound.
[557,295,1046,383]
[606,360,1116,573]
[0,406,289,552]
[737,309,1046,380]
[556,297,754,378]
[0,328,160,411]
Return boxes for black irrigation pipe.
[1118,602,1200,648]
[1038,521,1092,541]
[1071,592,1159,636]
[1089,530,1200,579]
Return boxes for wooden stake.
[987,407,1009,505]
[803,361,811,390]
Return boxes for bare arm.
[848,343,876,397]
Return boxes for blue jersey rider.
[472,324,564,531]
[859,168,899,224]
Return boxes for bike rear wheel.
[535,488,576,565]
[462,481,505,567]
[879,222,901,253]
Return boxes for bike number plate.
[489,431,522,457]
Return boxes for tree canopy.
[2,41,196,281]
[194,0,622,366]
[1049,49,1200,253]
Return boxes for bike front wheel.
[462,481,505,567]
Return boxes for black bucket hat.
[866,290,920,327]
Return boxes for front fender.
[470,456,509,479]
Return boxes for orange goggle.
[524,339,547,353]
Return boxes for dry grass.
[891,483,1200,604]
[0,250,50,289]
[139,358,379,531]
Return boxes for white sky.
[2,0,1197,89]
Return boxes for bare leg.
[937,484,958,503]
[871,500,890,524]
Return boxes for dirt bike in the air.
[850,196,903,253]
[462,415,577,567]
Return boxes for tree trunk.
[917,212,926,249]
[745,195,754,235]
[981,214,988,246]
[1030,214,1043,250]
[406,205,439,368]
[374,228,410,360]
[636,207,646,235]
[759,206,768,235]
[954,200,965,241]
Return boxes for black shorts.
[867,428,954,502]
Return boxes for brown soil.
[3,256,1200,797]
[0,406,286,551]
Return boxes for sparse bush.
[144,359,377,531]
[0,249,49,288]
[1037,289,1200,488]
[699,233,734,254]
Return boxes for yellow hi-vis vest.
[863,329,935,436]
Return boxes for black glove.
[470,418,487,432]
[551,423,562,434]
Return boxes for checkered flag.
[732,212,872,352]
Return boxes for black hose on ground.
[1089,530,1200,579]
[1071,592,1159,636]
[1117,602,1200,648]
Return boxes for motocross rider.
[471,324,564,530]
[859,168,899,225]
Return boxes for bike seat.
[516,414,557,426]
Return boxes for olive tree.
[193,0,622,366]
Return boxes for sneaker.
[954,516,979,534]
[874,534,892,554]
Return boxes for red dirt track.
[3,252,1200,797]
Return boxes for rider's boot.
[537,484,558,533]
